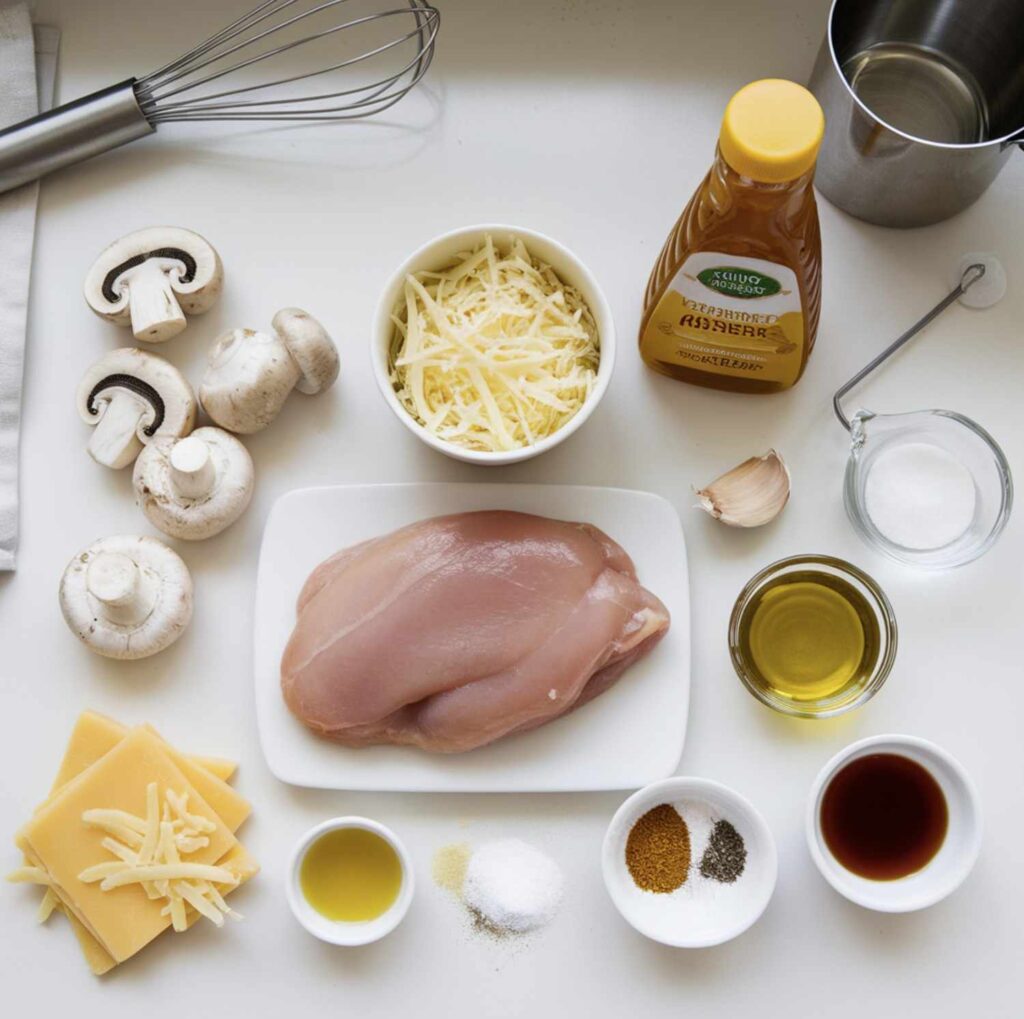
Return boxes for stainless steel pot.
[808,0,1024,228]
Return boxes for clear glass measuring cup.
[834,256,1013,568]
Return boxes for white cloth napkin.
[0,3,59,570]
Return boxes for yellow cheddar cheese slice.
[146,727,250,832]
[17,714,254,974]
[49,712,126,792]
[45,713,249,831]
[191,756,237,784]
[20,728,239,964]
[38,844,259,977]
[17,842,118,975]
[64,907,118,976]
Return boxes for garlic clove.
[695,450,791,528]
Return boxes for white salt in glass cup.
[806,735,982,913]
[602,777,777,948]
[844,408,1012,569]
[286,816,415,946]
[371,224,616,465]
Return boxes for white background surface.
[1,0,1022,1014]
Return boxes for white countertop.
[2,0,1022,1014]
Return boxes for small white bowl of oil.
[602,777,777,948]
[806,734,982,912]
[287,816,415,946]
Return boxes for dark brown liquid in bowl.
[820,753,948,880]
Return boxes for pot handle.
[1003,128,1024,152]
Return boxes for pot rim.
[824,0,1024,150]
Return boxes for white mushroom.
[83,227,223,343]
[133,427,255,540]
[199,307,339,434]
[58,535,193,660]
[77,348,197,469]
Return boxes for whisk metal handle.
[0,80,155,195]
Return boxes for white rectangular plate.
[253,483,689,792]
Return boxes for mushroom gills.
[113,256,189,342]
[84,227,223,343]
[85,377,164,470]
[77,348,197,470]
[101,247,198,301]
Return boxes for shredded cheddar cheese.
[77,783,241,931]
[389,235,600,452]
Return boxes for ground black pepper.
[699,819,747,883]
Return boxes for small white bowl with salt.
[602,777,777,948]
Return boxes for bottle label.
[640,252,804,386]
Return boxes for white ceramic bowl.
[602,777,778,948]
[806,735,981,913]
[286,816,415,946]
[371,223,616,465]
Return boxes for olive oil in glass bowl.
[729,555,897,718]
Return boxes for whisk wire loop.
[137,0,439,124]
[152,35,433,120]
[143,0,358,89]
[151,12,427,106]
[0,0,440,194]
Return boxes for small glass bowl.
[844,408,1013,569]
[728,555,898,719]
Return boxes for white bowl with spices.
[602,777,777,948]
[371,224,616,465]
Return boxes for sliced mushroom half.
[133,427,255,540]
[199,307,339,434]
[77,348,197,469]
[59,534,194,660]
[83,227,223,342]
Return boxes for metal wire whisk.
[0,0,440,194]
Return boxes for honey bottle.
[639,79,825,393]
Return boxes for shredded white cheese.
[6,865,51,885]
[6,866,59,923]
[78,783,241,931]
[389,235,600,452]
[37,888,59,923]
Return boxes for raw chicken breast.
[281,511,670,753]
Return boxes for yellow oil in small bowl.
[300,827,403,923]
[729,555,897,718]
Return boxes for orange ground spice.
[625,803,691,893]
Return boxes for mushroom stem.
[86,552,157,626]
[169,436,216,500]
[87,391,149,469]
[126,259,187,342]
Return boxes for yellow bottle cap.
[719,79,825,183]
